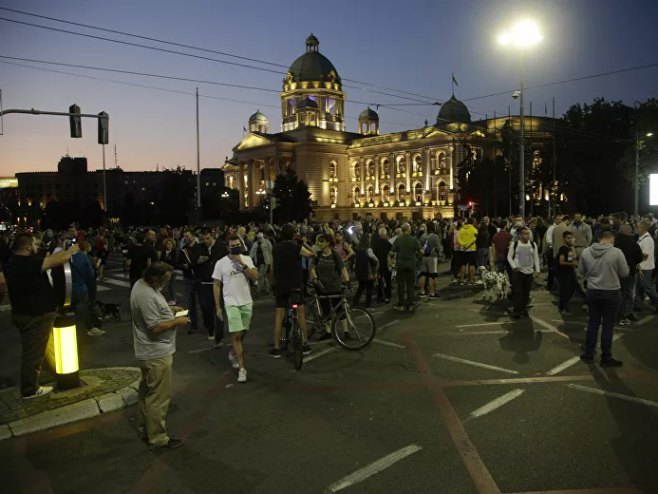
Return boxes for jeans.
[377,267,392,302]
[183,277,198,329]
[635,269,658,307]
[257,263,270,294]
[584,289,621,359]
[511,271,533,314]
[476,247,490,268]
[619,273,636,318]
[72,290,94,331]
[556,270,577,311]
[11,312,57,396]
[396,267,415,308]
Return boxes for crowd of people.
[1,210,657,449]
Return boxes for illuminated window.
[367,161,375,178]
[330,186,338,204]
[352,162,360,180]
[325,98,336,115]
[396,156,406,175]
[380,159,389,178]
[397,184,406,200]
[367,185,374,201]
[329,162,337,179]
[438,182,447,202]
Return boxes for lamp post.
[498,19,543,219]
[635,130,654,216]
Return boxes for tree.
[272,168,315,222]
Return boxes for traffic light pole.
[0,108,102,120]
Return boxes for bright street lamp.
[498,18,543,219]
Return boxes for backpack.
[423,238,432,257]
[512,240,536,259]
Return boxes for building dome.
[359,107,379,120]
[437,95,471,124]
[287,34,341,84]
[249,110,268,123]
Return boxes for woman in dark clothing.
[353,234,379,308]
[161,238,179,305]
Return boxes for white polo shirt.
[637,233,655,271]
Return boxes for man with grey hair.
[131,261,190,450]
[389,223,422,312]
[635,219,658,312]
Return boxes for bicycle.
[307,284,376,350]
[281,290,304,370]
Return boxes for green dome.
[249,110,268,122]
[287,35,341,84]
[359,107,379,120]
[437,95,471,124]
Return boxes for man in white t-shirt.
[212,235,258,382]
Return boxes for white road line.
[529,316,570,340]
[566,384,658,408]
[96,285,110,292]
[636,314,655,326]
[432,352,519,375]
[327,444,422,493]
[372,338,406,349]
[303,347,336,363]
[378,320,399,331]
[187,347,211,354]
[103,278,131,288]
[456,322,505,328]
[545,356,581,376]
[466,389,525,421]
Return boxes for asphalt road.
[1,255,658,494]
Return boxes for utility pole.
[634,128,639,217]
[519,53,526,219]
[195,88,201,210]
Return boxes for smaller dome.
[298,97,319,109]
[249,110,268,122]
[306,34,319,50]
[437,95,471,124]
[359,107,379,120]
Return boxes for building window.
[397,184,406,200]
[352,162,360,180]
[438,182,447,202]
[329,162,337,180]
[330,186,338,205]
[396,156,406,176]
[380,159,389,178]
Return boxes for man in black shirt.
[126,233,152,288]
[556,231,578,314]
[270,224,314,358]
[6,232,79,398]
[191,228,228,343]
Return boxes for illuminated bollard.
[52,314,80,390]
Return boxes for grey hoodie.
[579,242,629,290]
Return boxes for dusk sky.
[1,0,657,175]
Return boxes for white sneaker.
[23,386,53,399]
[475,280,484,285]
[228,352,240,369]
[237,368,247,383]
[87,327,106,336]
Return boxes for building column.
[448,146,455,190]
[405,153,411,198]
[238,163,246,209]
[424,148,431,192]
[359,158,365,201]
[389,153,395,197]
[264,158,271,191]
[374,156,380,195]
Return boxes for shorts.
[453,251,465,267]
[420,257,438,276]
[464,251,477,266]
[225,304,253,333]
[274,290,304,309]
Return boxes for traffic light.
[98,112,109,144]
[69,104,82,138]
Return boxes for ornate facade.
[223,35,556,221]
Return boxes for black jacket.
[614,234,643,271]
[191,240,228,282]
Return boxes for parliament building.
[223,34,556,221]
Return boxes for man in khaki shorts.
[213,235,258,383]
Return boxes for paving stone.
[115,386,138,406]
[96,393,125,413]
[0,424,11,440]
[9,399,100,437]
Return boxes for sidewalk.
[0,367,140,440]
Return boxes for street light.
[498,18,543,219]
[635,130,655,216]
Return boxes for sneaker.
[393,305,406,312]
[207,334,215,341]
[87,327,106,336]
[451,278,459,284]
[419,292,427,297]
[213,340,223,349]
[475,279,484,285]
[149,438,184,450]
[618,319,630,326]
[269,348,282,359]
[601,357,623,367]
[580,354,595,364]
[302,343,312,355]
[228,352,239,369]
[627,313,640,321]
[22,386,53,399]
[237,368,247,383]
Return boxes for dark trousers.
[183,278,199,329]
[511,271,533,314]
[354,279,373,307]
[396,267,415,308]
[635,269,658,307]
[545,250,555,290]
[557,270,577,311]
[11,312,57,396]
[72,290,94,331]
[377,267,392,302]
[619,273,636,318]
[197,282,223,341]
[584,289,621,359]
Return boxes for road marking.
[433,352,519,375]
[466,389,525,421]
[326,444,422,493]
[377,319,399,332]
[372,338,405,349]
[187,347,211,354]
[636,314,655,326]
[529,316,570,339]
[545,356,581,376]
[103,278,131,288]
[303,347,336,363]
[456,322,505,328]
[96,285,110,292]
[566,384,658,408]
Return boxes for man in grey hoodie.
[579,229,629,367]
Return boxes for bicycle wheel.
[290,320,304,370]
[332,307,376,350]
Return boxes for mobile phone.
[175,309,189,317]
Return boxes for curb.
[1,373,141,441]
